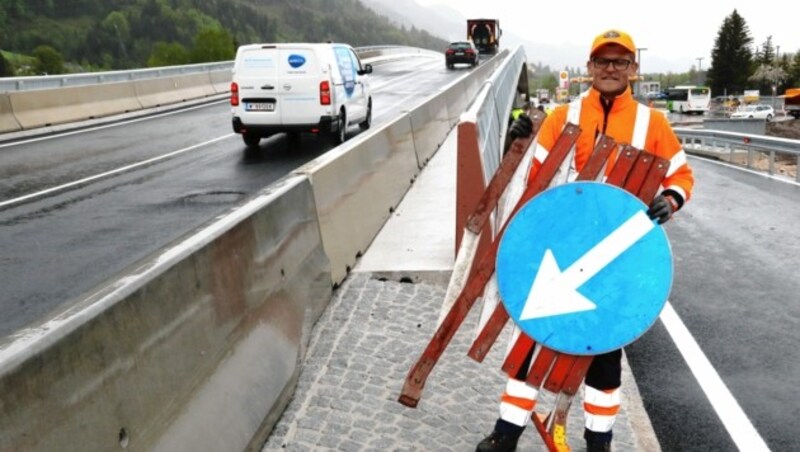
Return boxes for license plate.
[455,52,464,55]
[246,102,275,112]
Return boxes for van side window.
[348,49,363,72]
[333,46,357,95]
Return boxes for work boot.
[586,439,611,452]
[475,430,520,452]
[476,419,524,452]
[585,429,612,452]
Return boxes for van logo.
[288,54,306,68]
[283,84,292,91]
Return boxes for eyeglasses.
[591,57,634,70]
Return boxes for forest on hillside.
[0,0,447,76]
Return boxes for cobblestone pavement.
[262,274,653,451]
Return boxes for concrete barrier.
[8,83,143,129]
[0,50,430,137]
[408,90,451,167]
[0,49,508,451]
[703,118,766,135]
[135,73,217,109]
[0,175,331,451]
[444,82,470,127]
[209,70,232,94]
[0,93,22,133]
[295,116,420,285]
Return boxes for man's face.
[587,44,638,97]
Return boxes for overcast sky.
[413,0,795,73]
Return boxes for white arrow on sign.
[520,210,655,320]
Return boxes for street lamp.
[696,57,704,85]
[636,47,647,98]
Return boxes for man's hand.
[508,115,533,139]
[647,194,676,224]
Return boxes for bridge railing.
[0,46,417,93]
[675,127,800,182]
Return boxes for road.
[627,156,800,451]
[2,55,798,450]
[0,55,462,338]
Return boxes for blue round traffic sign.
[496,182,673,355]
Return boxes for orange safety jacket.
[527,86,694,207]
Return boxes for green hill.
[0,0,447,74]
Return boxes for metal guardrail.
[472,46,527,183]
[0,46,414,93]
[675,127,800,182]
[0,62,233,92]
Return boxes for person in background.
[510,93,530,123]
[504,94,531,155]
[479,29,695,452]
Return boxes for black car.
[445,41,479,69]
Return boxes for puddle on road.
[181,191,246,205]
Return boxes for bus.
[666,85,711,114]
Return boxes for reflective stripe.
[584,386,621,407]
[567,96,582,125]
[533,143,549,164]
[584,402,621,416]
[631,104,650,149]
[585,413,616,432]
[505,377,539,399]
[568,94,649,149]
[499,378,539,426]
[583,386,620,432]
[666,149,688,177]
[500,402,533,427]
[501,394,536,411]
[546,99,581,187]
[551,146,577,186]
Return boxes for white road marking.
[0,134,235,209]
[660,302,770,451]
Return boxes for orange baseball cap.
[590,29,636,56]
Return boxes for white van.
[230,43,373,148]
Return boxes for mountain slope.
[0,0,448,72]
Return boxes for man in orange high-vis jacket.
[477,29,694,452]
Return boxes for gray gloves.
[647,194,677,224]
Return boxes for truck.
[467,19,501,55]
[785,88,800,119]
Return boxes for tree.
[147,41,189,67]
[755,36,775,66]
[706,9,753,96]
[32,45,64,74]
[102,11,131,65]
[0,51,14,76]
[190,27,234,63]
[748,64,788,95]
[788,52,800,87]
